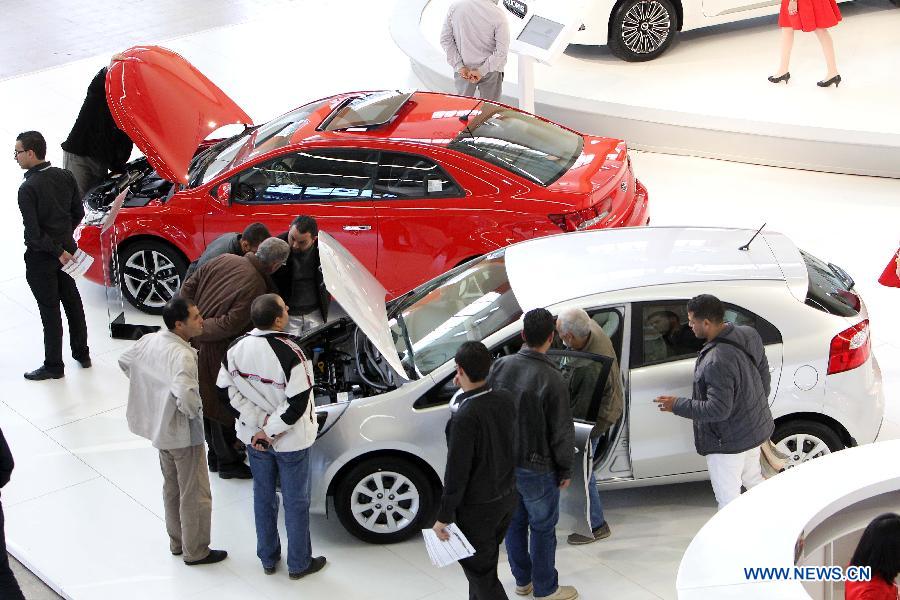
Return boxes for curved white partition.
[676,439,900,599]
[392,0,900,179]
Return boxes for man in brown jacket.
[180,237,289,479]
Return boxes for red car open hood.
[107,46,252,184]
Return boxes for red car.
[76,46,649,314]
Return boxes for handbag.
[760,439,789,479]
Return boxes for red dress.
[845,575,899,600]
[779,0,842,31]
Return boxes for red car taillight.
[827,319,870,375]
[548,197,612,232]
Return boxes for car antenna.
[739,222,767,251]
[458,100,483,138]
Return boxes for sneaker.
[535,585,579,600]
[515,582,533,596]
[567,522,611,545]
[289,556,326,580]
[185,549,228,566]
[24,367,64,381]
[218,463,252,479]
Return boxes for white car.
[303,226,883,543]
[557,0,865,61]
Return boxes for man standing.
[15,131,91,381]
[433,342,517,600]
[62,64,133,198]
[119,297,227,566]
[180,237,290,479]
[0,427,25,599]
[184,222,271,280]
[217,294,326,580]
[440,0,510,101]
[555,308,623,545]
[655,294,774,510]
[490,308,578,600]
[273,216,329,335]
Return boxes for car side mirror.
[215,183,231,204]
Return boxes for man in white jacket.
[217,293,326,580]
[119,297,227,566]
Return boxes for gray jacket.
[489,348,575,480]
[673,324,774,456]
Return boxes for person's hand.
[559,478,571,490]
[459,67,471,80]
[654,395,677,412]
[251,430,274,451]
[467,69,483,83]
[788,0,797,15]
[432,521,451,541]
[59,250,73,265]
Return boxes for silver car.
[305,226,883,543]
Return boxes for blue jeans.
[588,437,606,530]
[504,468,560,598]
[247,445,312,573]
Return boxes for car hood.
[107,46,252,185]
[317,233,408,380]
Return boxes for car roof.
[504,226,809,311]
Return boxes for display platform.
[394,0,900,178]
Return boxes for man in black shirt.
[273,215,329,334]
[184,222,271,280]
[15,131,90,381]
[647,310,703,358]
[433,341,517,600]
[0,427,26,599]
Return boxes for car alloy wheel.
[118,241,187,315]
[772,419,844,469]
[609,0,677,62]
[335,457,435,544]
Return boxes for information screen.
[515,15,565,51]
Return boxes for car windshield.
[447,104,583,186]
[389,252,522,376]
[801,250,860,317]
[199,100,328,185]
[320,91,413,131]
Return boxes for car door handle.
[342,225,372,231]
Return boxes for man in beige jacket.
[119,297,227,566]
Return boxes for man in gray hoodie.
[655,294,774,510]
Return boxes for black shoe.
[185,549,227,566]
[767,72,790,84]
[77,357,92,368]
[171,549,183,556]
[817,74,841,88]
[289,556,326,580]
[264,565,277,575]
[218,463,252,479]
[24,367,64,381]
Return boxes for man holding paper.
[15,131,90,381]
[433,341,517,599]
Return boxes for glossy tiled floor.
[1,1,898,599]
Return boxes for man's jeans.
[247,445,313,573]
[588,437,606,530]
[287,311,324,336]
[504,468,560,598]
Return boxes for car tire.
[117,240,188,315]
[335,457,436,544]
[608,0,678,62]
[772,419,844,469]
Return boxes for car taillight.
[548,198,612,232]
[827,319,870,375]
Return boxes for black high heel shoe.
[768,72,791,84]
[817,74,841,88]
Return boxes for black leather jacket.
[271,232,330,322]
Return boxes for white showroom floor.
[1,1,898,599]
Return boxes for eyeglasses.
[13,149,27,158]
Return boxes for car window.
[374,152,462,199]
[551,350,613,425]
[800,249,861,317]
[232,149,377,204]
[632,301,781,368]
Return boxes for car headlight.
[81,205,107,226]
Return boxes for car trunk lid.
[106,46,252,185]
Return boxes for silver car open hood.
[317,232,408,380]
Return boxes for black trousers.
[24,255,89,372]
[203,417,243,471]
[456,493,517,600]
[0,501,26,600]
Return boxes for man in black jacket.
[184,222,271,280]
[433,342,517,600]
[15,131,91,381]
[655,294,774,510]
[272,215,329,334]
[0,427,26,600]
[489,309,578,600]
[61,63,134,197]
